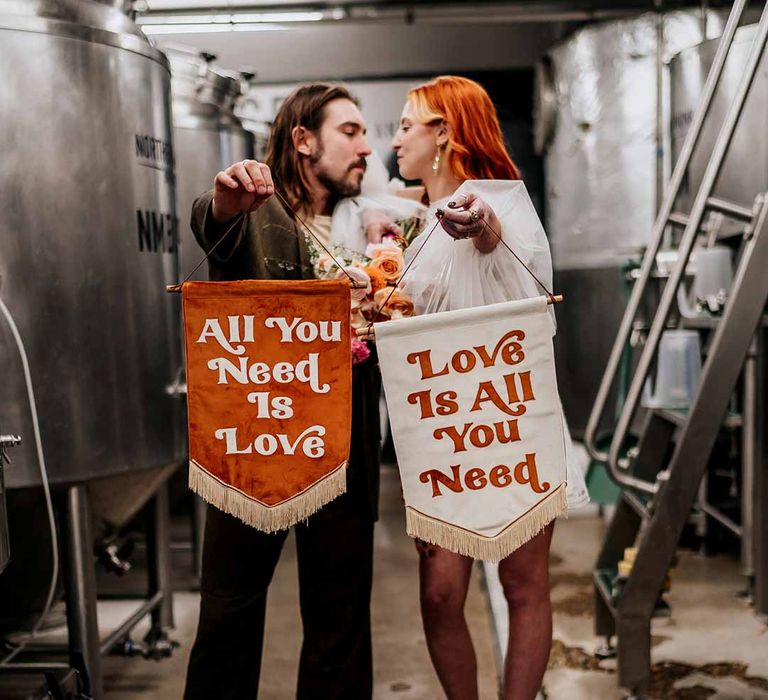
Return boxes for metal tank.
[0,0,184,640]
[236,76,273,160]
[165,47,253,282]
[0,0,184,489]
[536,11,723,435]
[670,24,768,220]
[216,68,255,169]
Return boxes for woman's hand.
[436,192,501,254]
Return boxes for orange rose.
[373,288,414,320]
[369,248,405,284]
[363,266,387,294]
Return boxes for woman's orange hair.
[408,75,521,181]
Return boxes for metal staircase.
[583,0,768,694]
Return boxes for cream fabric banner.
[376,296,567,561]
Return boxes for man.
[183,84,381,700]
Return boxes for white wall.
[242,78,419,161]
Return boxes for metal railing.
[584,0,768,495]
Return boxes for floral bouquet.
[310,238,416,364]
[393,214,425,247]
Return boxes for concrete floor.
[540,511,768,699]
[98,464,499,700]
[4,459,768,699]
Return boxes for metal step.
[653,407,743,429]
[681,314,768,330]
[594,568,617,616]
[622,490,653,519]
[670,196,755,228]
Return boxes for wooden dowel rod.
[355,294,564,339]
[165,280,367,294]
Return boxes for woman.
[390,76,588,700]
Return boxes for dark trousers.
[183,492,374,700]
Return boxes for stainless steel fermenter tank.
[0,0,184,490]
[535,11,723,435]
[165,47,253,282]
[217,68,255,171]
[670,24,768,219]
[0,0,185,634]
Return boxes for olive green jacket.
[190,191,313,282]
[190,191,381,520]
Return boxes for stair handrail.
[584,0,752,470]
[606,5,768,494]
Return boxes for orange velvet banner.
[182,280,352,532]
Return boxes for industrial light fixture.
[137,10,323,23]
[140,22,286,34]
[135,6,329,33]
[142,0,306,8]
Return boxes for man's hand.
[363,209,403,244]
[212,160,275,224]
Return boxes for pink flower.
[351,338,371,365]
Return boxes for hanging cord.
[479,215,557,300]
[360,217,443,337]
[169,188,366,291]
[358,206,560,338]
[0,298,58,667]
[272,190,366,289]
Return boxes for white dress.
[401,180,589,510]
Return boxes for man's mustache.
[349,159,367,172]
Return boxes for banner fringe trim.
[405,483,567,562]
[189,461,346,533]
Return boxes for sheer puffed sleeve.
[402,180,556,332]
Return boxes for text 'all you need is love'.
[196,315,341,458]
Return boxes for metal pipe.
[700,501,744,537]
[139,1,661,24]
[607,6,768,484]
[99,592,164,656]
[146,482,174,630]
[706,196,755,222]
[584,0,751,467]
[62,484,103,699]
[701,0,710,39]
[0,663,71,672]
[741,337,758,576]
[655,1,666,219]
[754,328,768,618]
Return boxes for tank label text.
[135,134,174,170]
[136,210,179,253]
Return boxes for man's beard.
[310,145,366,198]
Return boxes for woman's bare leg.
[497,522,555,700]
[418,545,477,700]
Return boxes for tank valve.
[0,434,22,465]
[110,637,147,658]
[143,627,180,661]
[96,535,134,576]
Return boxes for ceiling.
[135,1,727,80]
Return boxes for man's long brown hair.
[265,83,358,214]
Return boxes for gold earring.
[432,147,441,175]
